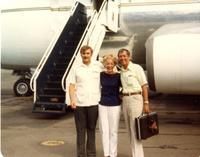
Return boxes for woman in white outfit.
[99,55,121,157]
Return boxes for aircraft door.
[107,0,119,32]
[93,0,104,11]
[93,0,119,32]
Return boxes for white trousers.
[122,95,144,157]
[99,104,121,157]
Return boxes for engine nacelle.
[146,23,200,94]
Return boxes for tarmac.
[1,70,200,157]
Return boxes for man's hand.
[143,103,150,113]
[70,101,76,109]
[69,83,76,109]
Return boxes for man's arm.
[69,83,76,109]
[142,84,150,113]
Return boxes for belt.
[122,92,141,96]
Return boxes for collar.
[80,62,92,67]
[121,62,134,71]
[80,60,99,68]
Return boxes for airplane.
[1,0,200,97]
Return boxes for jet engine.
[146,23,200,94]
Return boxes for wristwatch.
[144,100,149,104]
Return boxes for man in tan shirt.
[118,48,150,157]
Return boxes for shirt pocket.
[76,91,86,103]
[91,70,100,79]
[127,74,137,86]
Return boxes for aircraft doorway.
[93,0,104,11]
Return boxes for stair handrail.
[30,2,79,92]
[91,25,106,60]
[84,0,107,40]
[84,0,107,45]
[97,0,108,20]
[61,0,108,92]
[30,28,60,91]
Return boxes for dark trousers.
[74,105,98,157]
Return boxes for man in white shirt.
[118,48,150,157]
[69,45,102,157]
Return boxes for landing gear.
[13,69,33,97]
[13,78,33,96]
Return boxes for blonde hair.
[102,54,117,66]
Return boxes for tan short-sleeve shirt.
[120,62,148,93]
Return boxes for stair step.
[63,40,81,46]
[53,63,66,69]
[44,87,63,90]
[43,87,64,95]
[46,80,61,84]
[78,10,87,15]
[35,101,66,106]
[71,36,85,40]
[47,75,63,83]
[63,45,78,49]
[33,102,66,114]
[47,80,60,84]
[74,31,85,36]
[53,68,66,72]
[78,24,87,28]
[66,29,84,36]
[52,69,66,75]
[47,75,63,81]
[38,94,65,98]
[46,81,61,88]
[74,18,87,25]
[32,109,65,114]
[56,56,69,62]
[38,95,65,102]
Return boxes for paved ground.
[1,70,200,157]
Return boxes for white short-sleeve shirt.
[120,62,148,93]
[70,61,102,107]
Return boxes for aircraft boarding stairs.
[30,0,118,113]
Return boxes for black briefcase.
[135,112,159,140]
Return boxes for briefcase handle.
[141,112,158,133]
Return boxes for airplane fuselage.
[1,0,200,95]
[2,0,200,69]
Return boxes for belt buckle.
[128,92,131,96]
